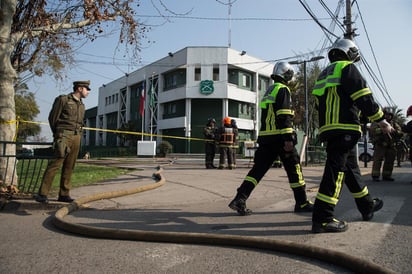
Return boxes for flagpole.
[150,74,154,142]
[141,77,145,141]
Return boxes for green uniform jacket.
[49,93,85,137]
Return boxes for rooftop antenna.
[216,0,238,47]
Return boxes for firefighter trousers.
[236,142,308,204]
[312,134,373,223]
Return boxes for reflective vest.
[259,83,294,136]
[220,127,234,145]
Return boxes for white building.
[84,46,274,154]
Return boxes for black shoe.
[35,194,49,204]
[57,195,74,203]
[382,177,395,181]
[312,219,348,233]
[228,198,252,216]
[362,198,383,221]
[294,200,314,212]
[372,176,380,182]
[211,165,217,169]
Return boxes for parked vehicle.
[357,142,374,163]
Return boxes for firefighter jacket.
[48,93,85,137]
[203,126,216,143]
[257,81,296,145]
[370,120,402,148]
[312,61,384,141]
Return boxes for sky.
[27,0,412,141]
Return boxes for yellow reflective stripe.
[290,164,305,188]
[350,88,372,101]
[316,192,339,205]
[331,87,340,124]
[368,109,384,122]
[279,128,293,134]
[319,123,361,134]
[333,172,344,198]
[259,129,281,136]
[352,186,369,198]
[276,109,294,116]
[245,176,258,186]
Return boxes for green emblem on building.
[200,80,214,95]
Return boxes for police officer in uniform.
[204,118,217,169]
[228,62,313,215]
[35,80,91,203]
[370,110,402,181]
[311,38,393,233]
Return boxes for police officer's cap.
[73,80,91,91]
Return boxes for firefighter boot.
[312,218,348,233]
[357,197,384,221]
[228,193,252,216]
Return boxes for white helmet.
[271,61,294,82]
[328,38,360,62]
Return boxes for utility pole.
[344,0,355,40]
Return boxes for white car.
[357,142,374,162]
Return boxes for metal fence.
[0,141,54,195]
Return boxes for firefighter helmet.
[328,38,360,63]
[223,117,231,125]
[207,118,216,126]
[407,105,412,116]
[271,61,294,82]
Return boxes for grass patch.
[16,160,131,194]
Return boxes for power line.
[135,14,331,22]
[353,0,394,107]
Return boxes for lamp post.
[290,56,324,165]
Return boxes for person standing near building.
[311,38,393,233]
[204,118,217,169]
[370,110,402,181]
[230,118,239,169]
[401,105,412,183]
[228,61,313,216]
[35,80,91,203]
[217,117,235,169]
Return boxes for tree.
[0,0,177,186]
[15,83,41,142]
[290,61,323,144]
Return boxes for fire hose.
[52,167,394,274]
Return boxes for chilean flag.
[139,82,145,117]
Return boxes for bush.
[157,141,172,157]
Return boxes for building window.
[164,69,186,91]
[228,68,254,91]
[213,65,219,81]
[258,76,270,93]
[195,67,201,81]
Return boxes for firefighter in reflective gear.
[229,61,313,216]
[217,117,234,169]
[35,80,91,204]
[401,105,412,183]
[370,110,402,181]
[311,38,393,233]
[230,119,239,169]
[204,118,217,169]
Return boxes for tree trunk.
[0,0,18,185]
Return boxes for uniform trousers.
[371,144,396,178]
[39,134,81,197]
[204,141,216,166]
[237,141,307,204]
[313,134,373,223]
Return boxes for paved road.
[1,158,411,273]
